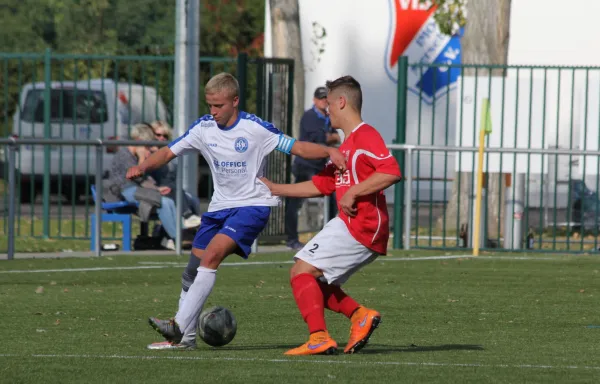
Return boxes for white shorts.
[294,217,379,285]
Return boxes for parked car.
[10,79,169,203]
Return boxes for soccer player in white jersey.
[126,73,346,350]
[261,75,402,355]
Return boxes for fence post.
[237,53,248,111]
[255,59,265,117]
[285,60,295,179]
[175,157,183,255]
[393,56,409,249]
[404,147,413,250]
[42,48,52,238]
[7,141,16,260]
[94,144,103,257]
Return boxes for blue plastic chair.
[90,185,136,251]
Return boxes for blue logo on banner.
[384,0,463,104]
[414,31,462,102]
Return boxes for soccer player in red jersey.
[261,75,402,355]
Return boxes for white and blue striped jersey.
[169,112,296,212]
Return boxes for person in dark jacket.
[285,86,340,250]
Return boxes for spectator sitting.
[148,121,202,227]
[107,123,197,250]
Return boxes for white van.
[11,79,169,203]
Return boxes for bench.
[89,185,156,252]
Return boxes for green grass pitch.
[1,250,599,383]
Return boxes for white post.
[323,195,330,227]
[174,0,200,197]
[504,173,526,250]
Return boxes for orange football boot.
[344,307,381,354]
[284,331,338,356]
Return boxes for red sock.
[318,280,360,319]
[290,273,327,334]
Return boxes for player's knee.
[200,248,226,269]
[290,259,322,280]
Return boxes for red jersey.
[312,123,402,255]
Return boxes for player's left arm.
[339,129,402,217]
[340,172,401,217]
[270,131,346,171]
[347,172,402,198]
[290,141,346,171]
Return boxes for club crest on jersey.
[234,137,249,153]
[385,0,463,104]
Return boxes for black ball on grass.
[197,306,237,347]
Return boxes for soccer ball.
[197,306,237,347]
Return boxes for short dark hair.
[325,75,362,112]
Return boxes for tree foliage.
[0,0,267,135]
[0,0,265,56]
[421,0,468,36]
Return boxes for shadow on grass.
[207,344,300,351]
[359,343,485,354]
[209,343,484,354]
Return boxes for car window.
[21,88,108,124]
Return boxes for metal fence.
[4,138,600,258]
[1,138,171,259]
[394,57,600,253]
[249,57,294,240]
[5,53,600,256]
[0,51,294,248]
[391,144,600,253]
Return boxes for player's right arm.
[126,147,177,180]
[260,161,337,198]
[259,117,346,171]
[127,121,203,180]
[289,141,346,172]
[260,178,323,198]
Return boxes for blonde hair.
[150,120,173,140]
[205,72,239,98]
[130,123,155,141]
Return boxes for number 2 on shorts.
[308,243,319,253]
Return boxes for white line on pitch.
[0,353,598,371]
[0,254,580,274]
[0,255,472,274]
[137,255,474,265]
